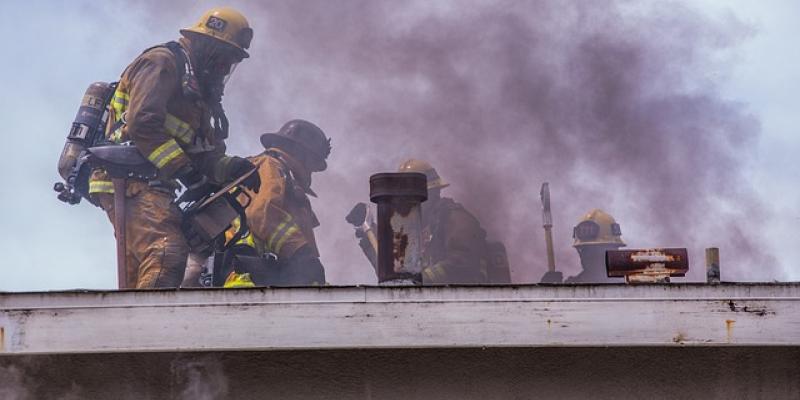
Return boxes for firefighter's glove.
[176,167,218,204]
[227,157,261,193]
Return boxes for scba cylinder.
[58,82,114,180]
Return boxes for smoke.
[0,362,84,400]
[0,365,32,400]
[0,355,227,399]
[131,0,779,282]
[171,355,230,400]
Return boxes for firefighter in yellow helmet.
[219,120,332,287]
[397,159,511,284]
[89,7,260,288]
[565,209,626,283]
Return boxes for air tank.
[58,82,113,180]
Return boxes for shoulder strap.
[162,40,188,85]
[265,150,293,183]
[131,42,190,98]
[138,42,186,77]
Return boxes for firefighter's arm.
[422,210,487,284]
[194,138,229,184]
[245,157,309,259]
[194,138,232,184]
[125,49,190,178]
[193,140,260,192]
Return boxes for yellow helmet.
[180,7,253,59]
[572,209,626,248]
[397,159,449,190]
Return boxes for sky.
[0,0,797,291]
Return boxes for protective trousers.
[95,183,188,288]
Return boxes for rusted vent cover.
[369,172,428,203]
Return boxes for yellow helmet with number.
[398,159,449,190]
[180,7,253,59]
[572,209,626,247]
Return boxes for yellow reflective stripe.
[267,215,292,250]
[273,225,300,255]
[88,180,115,194]
[107,89,129,144]
[110,127,123,143]
[267,213,297,253]
[112,93,129,107]
[114,90,130,104]
[223,272,255,288]
[164,113,195,144]
[106,89,196,147]
[110,90,129,117]
[147,139,184,169]
[225,217,257,249]
[158,147,185,169]
[236,232,256,248]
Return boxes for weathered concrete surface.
[1,347,799,399]
[2,284,800,398]
[2,284,800,353]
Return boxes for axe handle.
[544,226,556,272]
[358,226,379,273]
[365,228,379,256]
[112,178,128,289]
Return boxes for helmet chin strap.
[209,101,229,140]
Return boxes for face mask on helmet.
[196,40,243,101]
[573,220,600,241]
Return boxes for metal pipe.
[544,228,555,272]
[369,172,427,284]
[540,183,556,273]
[538,182,563,283]
[706,247,720,284]
[112,178,128,289]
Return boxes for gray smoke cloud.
[172,355,230,400]
[0,365,31,400]
[0,361,84,400]
[134,0,778,283]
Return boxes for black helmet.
[260,119,332,171]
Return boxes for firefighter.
[398,159,510,284]
[566,209,626,283]
[89,7,260,288]
[222,119,331,287]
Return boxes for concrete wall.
[2,284,800,399]
[4,284,800,353]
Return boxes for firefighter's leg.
[127,188,188,288]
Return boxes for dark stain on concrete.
[727,300,774,316]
